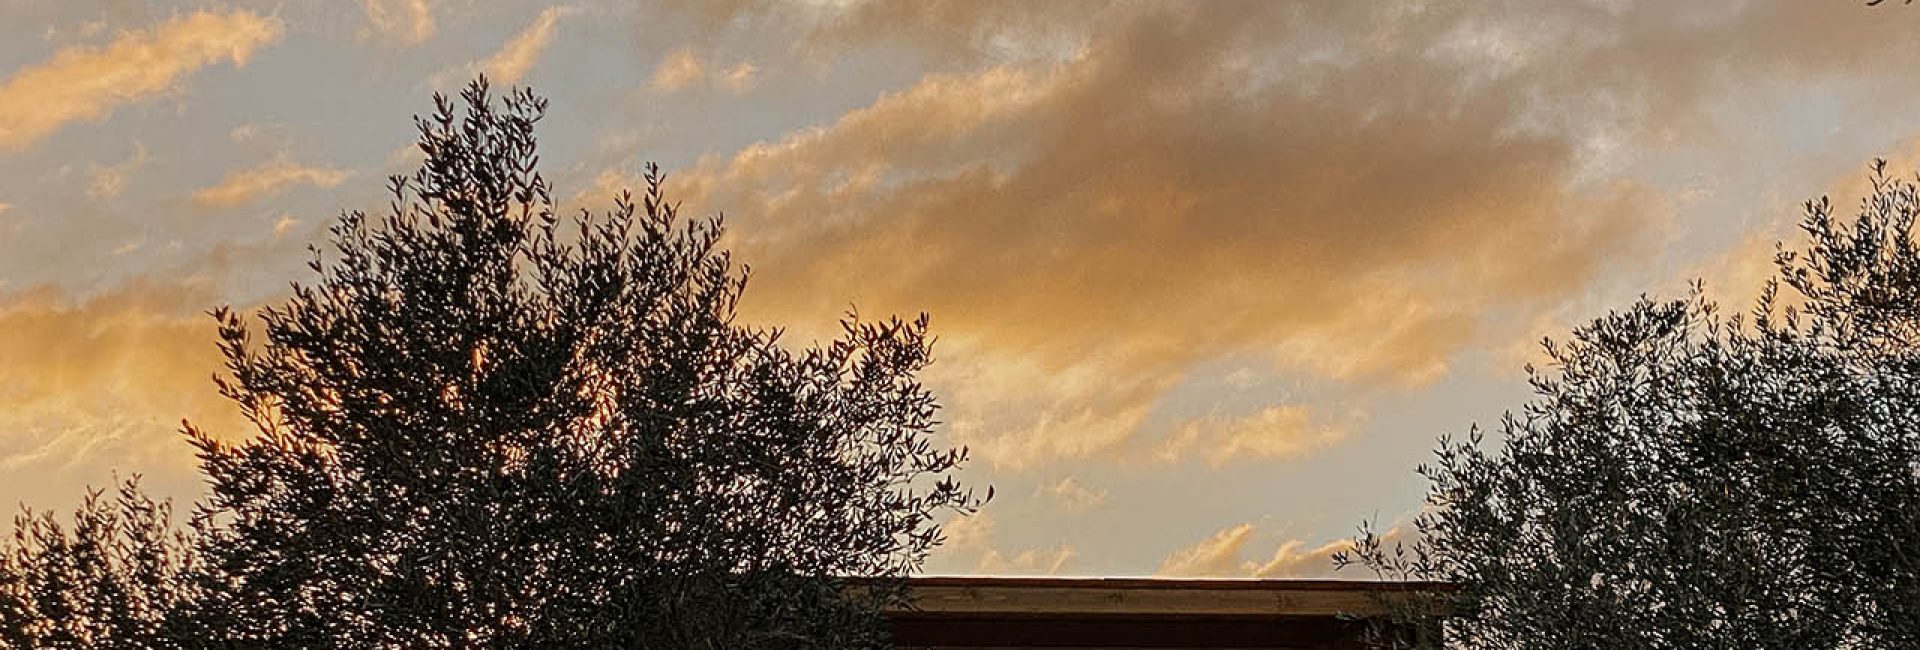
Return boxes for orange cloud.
[1156,522,1399,579]
[649,48,759,94]
[192,157,353,207]
[1156,523,1257,578]
[718,61,759,93]
[1037,476,1108,514]
[432,6,574,89]
[87,143,148,200]
[651,48,704,92]
[358,0,436,46]
[930,511,1077,576]
[0,282,241,511]
[0,11,282,151]
[1160,405,1354,467]
[483,6,572,84]
[664,3,1645,466]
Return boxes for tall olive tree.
[166,79,984,648]
[0,479,195,649]
[1340,161,1920,649]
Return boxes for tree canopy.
[1,79,985,649]
[1341,160,1920,649]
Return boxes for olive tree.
[0,479,195,649]
[0,78,984,649]
[1340,160,1920,649]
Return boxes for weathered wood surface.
[882,577,1453,649]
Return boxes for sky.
[2,0,1919,579]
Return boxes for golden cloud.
[1037,476,1108,514]
[1156,522,1400,579]
[929,511,1076,576]
[1160,405,1354,467]
[192,157,354,207]
[655,0,1920,468]
[0,11,282,151]
[1250,538,1349,579]
[359,0,436,46]
[482,6,573,85]
[648,48,759,94]
[1156,523,1256,578]
[0,282,241,510]
[662,3,1654,467]
[719,61,759,93]
[87,143,148,200]
[651,48,705,92]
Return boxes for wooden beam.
[895,578,1453,618]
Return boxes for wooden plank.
[903,577,1454,592]
[886,613,1381,649]
[897,581,1447,617]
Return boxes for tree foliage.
[0,479,196,649]
[2,79,985,649]
[1340,161,1920,648]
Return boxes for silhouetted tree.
[0,478,196,649]
[0,77,986,649]
[1339,161,1920,649]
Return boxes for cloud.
[1156,523,1256,578]
[1250,537,1357,580]
[431,6,574,89]
[668,3,1653,467]
[358,0,436,46]
[718,60,759,93]
[1160,405,1354,466]
[1037,476,1107,513]
[0,282,244,511]
[192,157,353,207]
[0,11,282,151]
[87,143,148,200]
[932,511,1077,576]
[660,0,1099,64]
[480,6,572,84]
[645,0,1920,473]
[1157,522,1393,579]
[272,213,300,236]
[978,545,1077,576]
[651,48,704,92]
[648,48,759,94]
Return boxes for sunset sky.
[3,0,1919,578]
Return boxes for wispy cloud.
[650,48,758,94]
[719,60,759,93]
[1038,476,1108,513]
[88,143,148,200]
[932,511,1077,576]
[1157,522,1386,579]
[1160,405,1354,466]
[650,48,704,92]
[358,0,436,46]
[665,2,1647,466]
[1249,537,1358,580]
[272,213,301,236]
[481,6,573,84]
[665,0,1920,473]
[192,157,353,207]
[0,11,282,151]
[1157,523,1257,578]
[0,282,243,509]
[431,6,574,89]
